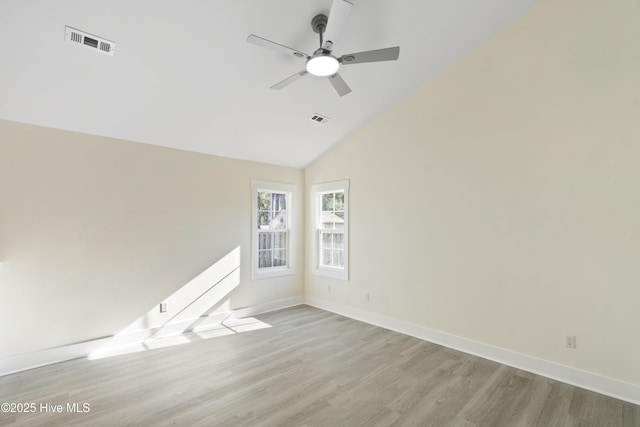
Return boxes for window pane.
[335,192,344,210]
[274,232,287,249]
[321,232,333,249]
[258,250,272,268]
[258,211,271,229]
[333,233,344,249]
[258,192,271,210]
[273,193,287,211]
[334,249,344,268]
[273,249,287,266]
[320,212,331,229]
[321,193,333,212]
[259,232,273,250]
[321,249,332,267]
[272,211,287,229]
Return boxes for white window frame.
[251,180,295,280]
[311,180,349,280]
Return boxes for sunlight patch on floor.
[144,335,191,350]
[89,317,271,360]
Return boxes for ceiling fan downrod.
[311,14,329,51]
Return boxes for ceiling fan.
[247,0,400,96]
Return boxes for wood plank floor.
[1,305,638,426]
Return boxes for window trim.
[251,180,296,280]
[311,180,349,280]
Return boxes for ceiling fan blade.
[271,70,309,90]
[247,34,308,59]
[322,0,353,50]
[327,73,352,97]
[340,47,400,65]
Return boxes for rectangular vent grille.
[65,26,115,56]
[70,31,82,43]
[99,41,111,53]
[310,113,330,124]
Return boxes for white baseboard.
[0,337,112,377]
[305,296,640,405]
[230,296,304,319]
[0,296,304,377]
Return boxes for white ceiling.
[0,0,539,168]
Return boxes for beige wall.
[1,0,638,389]
[0,120,304,359]
[305,0,640,385]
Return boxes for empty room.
[1,0,639,425]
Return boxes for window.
[312,180,349,280]
[252,181,295,279]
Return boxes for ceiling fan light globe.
[306,55,339,77]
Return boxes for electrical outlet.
[365,292,370,301]
[160,303,168,313]
[565,335,576,349]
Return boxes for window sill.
[253,268,295,280]
[312,267,348,281]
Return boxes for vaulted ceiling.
[0,0,539,168]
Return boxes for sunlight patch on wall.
[89,246,246,360]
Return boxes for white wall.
[305,0,640,388]
[0,119,304,359]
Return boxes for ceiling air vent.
[65,26,115,56]
[310,113,330,124]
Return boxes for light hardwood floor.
[1,305,638,426]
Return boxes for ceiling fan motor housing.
[311,14,329,34]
